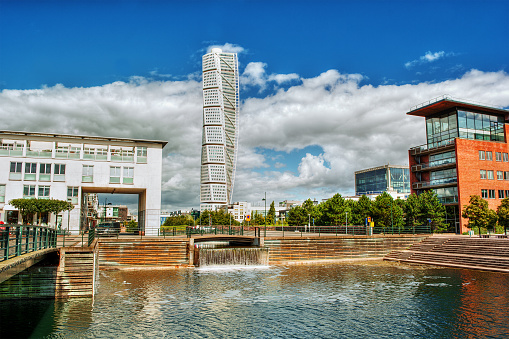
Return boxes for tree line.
[286,191,448,231]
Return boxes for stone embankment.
[385,236,509,273]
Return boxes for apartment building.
[0,130,166,235]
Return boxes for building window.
[496,152,502,161]
[505,172,509,180]
[487,170,494,180]
[67,187,79,204]
[497,171,504,180]
[110,166,121,183]
[39,164,51,182]
[137,147,147,163]
[499,190,505,199]
[481,189,488,199]
[480,170,486,179]
[479,151,485,160]
[23,185,36,198]
[82,165,94,182]
[486,151,493,161]
[123,167,134,184]
[38,186,50,199]
[506,190,509,198]
[9,162,22,180]
[489,189,496,199]
[24,162,37,181]
[0,184,5,203]
[54,164,65,181]
[504,153,509,162]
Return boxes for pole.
[264,192,267,237]
[346,212,348,235]
[308,214,310,234]
[391,200,394,235]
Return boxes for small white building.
[0,130,166,235]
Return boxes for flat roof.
[354,164,408,175]
[407,96,509,119]
[0,130,168,147]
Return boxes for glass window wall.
[427,109,505,148]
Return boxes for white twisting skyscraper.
[200,48,239,212]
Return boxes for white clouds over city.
[1,61,509,209]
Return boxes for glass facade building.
[426,109,505,149]
[355,165,410,196]
[408,96,509,233]
[200,48,239,212]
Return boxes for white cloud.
[206,43,245,54]
[2,66,509,210]
[240,62,301,92]
[405,50,452,69]
[233,69,509,203]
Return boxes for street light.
[262,192,266,237]
[345,211,348,235]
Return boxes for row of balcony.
[411,158,456,172]
[412,178,457,190]
[0,148,147,163]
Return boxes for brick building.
[408,96,509,234]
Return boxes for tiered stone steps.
[98,239,189,268]
[265,236,428,263]
[385,236,509,273]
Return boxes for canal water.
[1,262,509,338]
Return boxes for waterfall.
[197,247,269,267]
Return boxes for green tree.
[252,210,265,226]
[127,220,138,232]
[302,198,320,226]
[404,193,422,227]
[286,205,307,226]
[163,215,194,227]
[9,198,74,225]
[371,192,404,229]
[318,193,349,226]
[462,195,491,235]
[198,209,239,226]
[419,190,447,232]
[497,197,509,234]
[352,195,371,225]
[267,201,276,225]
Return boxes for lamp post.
[345,211,348,235]
[391,200,394,235]
[262,192,266,237]
[308,214,310,234]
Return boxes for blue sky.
[1,0,509,210]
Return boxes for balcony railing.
[411,158,456,172]
[1,145,148,164]
[409,139,455,155]
[412,178,457,189]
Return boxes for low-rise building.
[0,130,166,235]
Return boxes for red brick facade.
[456,124,509,233]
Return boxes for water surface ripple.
[1,263,509,338]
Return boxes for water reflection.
[0,262,508,338]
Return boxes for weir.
[196,245,269,267]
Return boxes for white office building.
[200,48,240,212]
[0,130,166,235]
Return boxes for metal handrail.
[1,225,57,262]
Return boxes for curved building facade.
[200,48,239,211]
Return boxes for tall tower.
[200,48,239,212]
